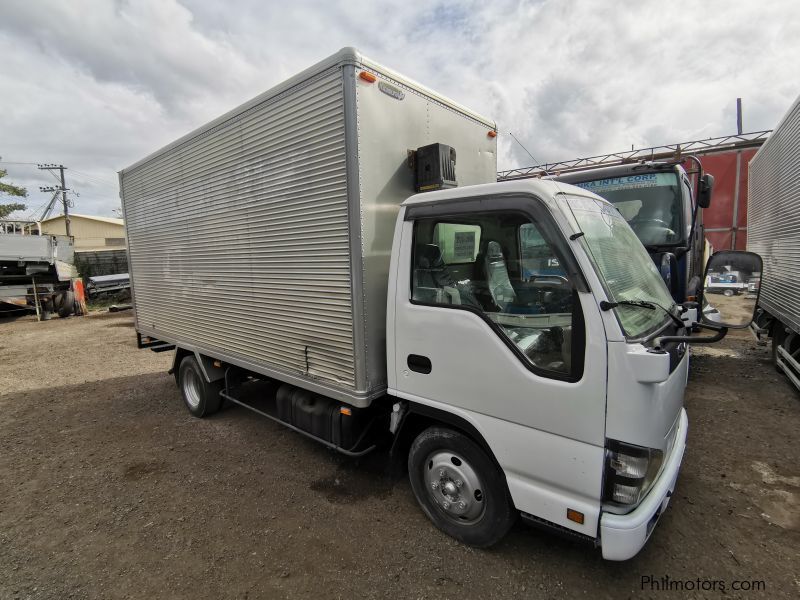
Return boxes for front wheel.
[178,355,222,417]
[408,427,516,547]
[723,289,736,297]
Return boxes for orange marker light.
[567,509,585,525]
[487,130,497,138]
[359,71,377,83]
[340,407,352,416]
[213,360,222,368]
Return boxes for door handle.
[407,354,432,374]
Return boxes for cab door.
[387,195,608,531]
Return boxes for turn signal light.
[567,509,585,524]
[487,130,497,138]
[359,71,376,83]
[340,407,352,416]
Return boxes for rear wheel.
[408,427,516,547]
[58,290,75,319]
[178,355,222,417]
[723,289,735,297]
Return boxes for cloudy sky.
[1,0,799,218]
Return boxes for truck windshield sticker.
[575,172,674,193]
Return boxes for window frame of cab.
[405,193,588,383]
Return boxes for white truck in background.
[0,231,76,317]
[121,48,760,560]
[749,94,800,391]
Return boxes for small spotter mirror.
[701,250,762,329]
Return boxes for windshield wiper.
[600,299,685,328]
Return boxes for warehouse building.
[38,214,128,277]
[38,214,125,251]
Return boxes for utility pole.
[37,164,71,236]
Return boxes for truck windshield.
[564,193,676,339]
[573,172,683,246]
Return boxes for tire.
[178,355,223,417]
[408,427,516,547]
[56,290,75,318]
[723,289,735,297]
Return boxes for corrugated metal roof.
[40,213,123,226]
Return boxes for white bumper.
[599,408,688,561]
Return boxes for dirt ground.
[1,311,798,599]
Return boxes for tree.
[0,168,28,218]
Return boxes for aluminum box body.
[748,95,800,334]
[120,48,496,406]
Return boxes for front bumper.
[599,408,688,561]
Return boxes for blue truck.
[555,161,713,307]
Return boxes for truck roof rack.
[497,130,771,181]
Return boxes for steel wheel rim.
[424,450,486,525]
[183,368,202,409]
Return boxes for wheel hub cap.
[183,368,202,409]
[424,450,485,524]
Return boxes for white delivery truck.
[120,48,760,560]
[749,94,800,391]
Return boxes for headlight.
[604,440,664,508]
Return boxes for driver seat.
[480,240,516,311]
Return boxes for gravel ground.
[1,311,798,599]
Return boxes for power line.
[69,168,118,189]
[508,132,541,167]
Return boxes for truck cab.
[386,178,691,560]
[557,162,712,307]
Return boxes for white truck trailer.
[121,48,759,560]
[749,94,800,391]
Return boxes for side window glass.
[411,212,582,377]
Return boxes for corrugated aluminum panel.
[122,69,356,390]
[748,95,800,333]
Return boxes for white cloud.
[2,0,799,217]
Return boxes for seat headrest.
[485,240,504,261]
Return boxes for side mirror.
[697,173,714,209]
[658,252,679,296]
[700,250,762,328]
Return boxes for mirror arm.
[653,324,728,351]
[686,155,703,253]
